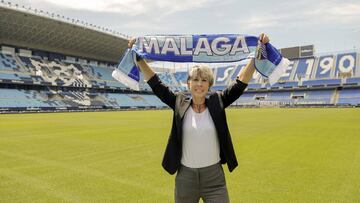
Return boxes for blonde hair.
[187,65,214,87]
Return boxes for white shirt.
[181,106,221,168]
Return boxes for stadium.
[0,1,359,202]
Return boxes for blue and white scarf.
[112,34,290,90]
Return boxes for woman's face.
[188,77,210,99]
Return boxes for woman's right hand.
[259,33,269,44]
[128,38,136,48]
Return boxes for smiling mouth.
[194,91,206,95]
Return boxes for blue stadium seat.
[267,92,292,102]
[235,92,258,105]
[174,71,188,86]
[0,53,18,71]
[247,83,262,89]
[103,93,164,107]
[211,86,226,91]
[0,72,21,80]
[299,90,334,104]
[344,77,360,85]
[0,88,62,108]
[337,88,360,105]
[302,79,341,87]
[271,81,299,88]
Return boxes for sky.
[5,0,360,54]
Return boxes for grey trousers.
[175,162,230,203]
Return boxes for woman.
[130,33,269,203]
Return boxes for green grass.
[0,108,360,202]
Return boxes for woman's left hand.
[259,33,270,44]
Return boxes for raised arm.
[128,38,155,81]
[237,33,269,84]
[128,38,176,109]
[220,33,269,108]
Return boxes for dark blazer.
[147,74,248,175]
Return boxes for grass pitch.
[0,108,359,202]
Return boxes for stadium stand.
[1,46,359,112]
[0,3,359,112]
[337,88,360,106]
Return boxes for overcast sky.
[6,0,360,53]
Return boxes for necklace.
[192,102,206,113]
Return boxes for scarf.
[112,34,290,90]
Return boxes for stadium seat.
[302,79,341,87]
[337,88,360,105]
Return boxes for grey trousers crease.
[175,163,230,203]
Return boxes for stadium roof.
[0,3,129,63]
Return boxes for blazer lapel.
[178,97,191,120]
[206,97,216,121]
